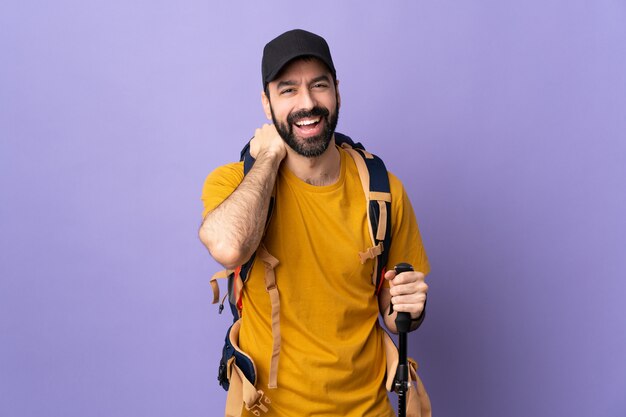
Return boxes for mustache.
[287,106,330,125]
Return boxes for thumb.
[384,269,397,281]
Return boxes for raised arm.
[198,124,286,269]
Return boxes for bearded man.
[199,29,429,416]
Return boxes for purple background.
[2,1,625,416]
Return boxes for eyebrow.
[310,75,331,84]
[276,79,298,90]
[276,74,332,90]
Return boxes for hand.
[385,269,428,319]
[250,124,287,161]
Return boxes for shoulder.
[387,171,408,200]
[339,145,407,199]
[203,161,244,187]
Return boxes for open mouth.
[293,117,322,135]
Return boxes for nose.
[296,88,315,110]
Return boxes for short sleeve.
[200,162,245,218]
[385,172,430,276]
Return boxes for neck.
[284,137,341,186]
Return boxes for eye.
[312,82,329,89]
[279,88,295,95]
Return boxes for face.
[263,58,340,158]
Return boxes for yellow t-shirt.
[202,146,429,417]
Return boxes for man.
[199,29,429,417]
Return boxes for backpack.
[208,133,431,417]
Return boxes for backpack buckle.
[358,242,384,264]
[245,390,271,416]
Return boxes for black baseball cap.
[261,29,336,88]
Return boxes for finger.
[390,298,426,316]
[384,269,397,281]
[392,271,425,286]
[389,280,428,296]
[391,290,426,304]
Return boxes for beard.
[270,103,339,158]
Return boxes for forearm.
[199,150,281,268]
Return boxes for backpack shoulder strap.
[240,138,256,175]
[336,133,392,293]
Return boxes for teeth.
[295,118,320,126]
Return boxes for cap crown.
[262,29,336,88]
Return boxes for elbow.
[198,228,246,269]
[212,244,246,270]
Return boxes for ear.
[261,90,272,120]
[335,79,341,109]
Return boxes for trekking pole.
[392,263,413,417]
